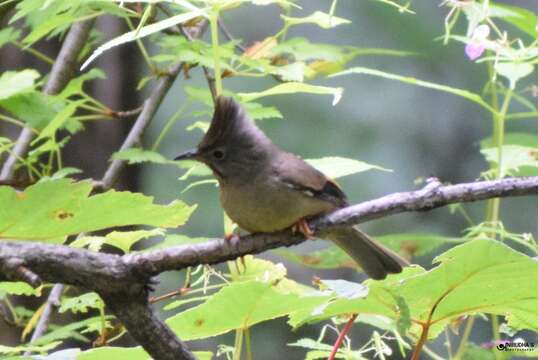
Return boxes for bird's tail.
[327,226,409,280]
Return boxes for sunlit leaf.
[332,67,496,114]
[481,145,538,177]
[0,282,41,297]
[495,62,534,89]
[82,8,207,70]
[239,83,343,105]
[290,240,538,339]
[0,69,40,100]
[60,292,103,314]
[306,156,391,179]
[0,179,196,243]
[77,346,212,360]
[282,11,351,29]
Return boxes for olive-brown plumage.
[175,96,408,279]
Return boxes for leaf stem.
[411,323,430,360]
[245,327,253,360]
[328,314,358,360]
[233,328,244,360]
[0,114,37,133]
[209,11,223,97]
[151,100,190,150]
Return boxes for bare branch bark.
[1,176,537,359]
[103,295,196,360]
[100,62,183,189]
[0,19,95,181]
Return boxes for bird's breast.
[219,177,335,233]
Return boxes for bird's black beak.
[174,149,199,161]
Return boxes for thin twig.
[0,19,95,181]
[218,18,246,52]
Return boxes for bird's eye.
[212,149,225,160]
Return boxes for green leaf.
[231,255,288,283]
[272,62,306,82]
[167,281,325,340]
[0,282,41,297]
[60,292,103,314]
[0,27,21,48]
[291,240,538,339]
[35,100,84,141]
[59,69,106,99]
[332,67,496,114]
[481,145,538,177]
[77,347,212,360]
[306,156,391,178]
[0,70,40,100]
[282,11,351,29]
[32,316,109,346]
[239,83,343,106]
[0,91,65,130]
[73,229,165,253]
[318,279,369,300]
[243,102,282,120]
[0,179,196,243]
[495,62,534,89]
[0,342,62,355]
[490,4,538,39]
[82,8,207,70]
[112,148,179,165]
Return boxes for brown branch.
[0,19,95,181]
[1,176,537,359]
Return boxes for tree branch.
[2,176,537,358]
[0,19,95,181]
[99,21,208,190]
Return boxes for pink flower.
[465,24,490,61]
[465,43,486,60]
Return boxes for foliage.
[0,0,537,359]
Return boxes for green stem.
[329,0,338,16]
[3,297,19,324]
[209,11,223,97]
[453,316,475,359]
[422,345,447,360]
[485,60,512,360]
[126,16,156,73]
[233,328,244,360]
[0,114,36,132]
[245,327,252,360]
[152,101,190,150]
[13,42,54,65]
[489,88,512,225]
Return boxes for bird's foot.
[224,233,240,243]
[292,218,314,239]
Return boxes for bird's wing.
[273,151,349,208]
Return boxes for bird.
[174,96,409,279]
